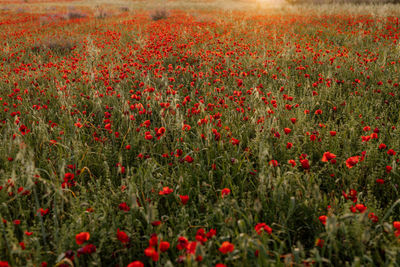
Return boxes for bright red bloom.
[127,261,144,267]
[25,231,33,236]
[319,215,327,225]
[230,138,240,145]
[269,160,278,167]
[19,124,30,135]
[322,152,336,162]
[346,156,359,169]
[368,213,379,223]
[393,221,400,230]
[288,159,296,167]
[149,234,158,247]
[254,223,272,235]
[179,195,189,205]
[219,241,234,254]
[159,187,173,195]
[206,229,217,238]
[117,229,129,244]
[155,127,166,139]
[184,155,194,163]
[38,208,49,216]
[284,128,291,135]
[0,262,9,267]
[195,228,208,244]
[177,236,189,250]
[355,204,367,213]
[221,188,231,198]
[300,159,310,170]
[119,202,130,212]
[386,166,392,173]
[75,232,90,245]
[159,241,170,252]
[186,241,197,254]
[144,246,159,261]
[387,149,396,156]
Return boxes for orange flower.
[75,232,90,245]
[219,241,234,254]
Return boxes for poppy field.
[1,1,400,266]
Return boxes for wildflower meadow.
[0,0,400,266]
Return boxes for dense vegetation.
[0,2,400,266]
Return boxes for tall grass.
[0,2,399,266]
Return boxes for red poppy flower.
[254,223,272,235]
[179,195,189,205]
[221,188,231,198]
[355,204,367,213]
[269,160,278,167]
[219,241,234,254]
[159,241,170,252]
[149,234,158,247]
[127,261,144,267]
[159,187,173,195]
[144,246,159,261]
[387,149,396,156]
[322,152,336,162]
[319,215,327,225]
[300,159,310,170]
[288,159,296,167]
[368,213,379,223]
[117,229,129,244]
[177,236,189,250]
[230,138,240,145]
[19,124,30,135]
[386,166,392,173]
[378,143,387,150]
[346,156,359,169]
[184,155,194,163]
[119,202,130,212]
[76,232,90,245]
